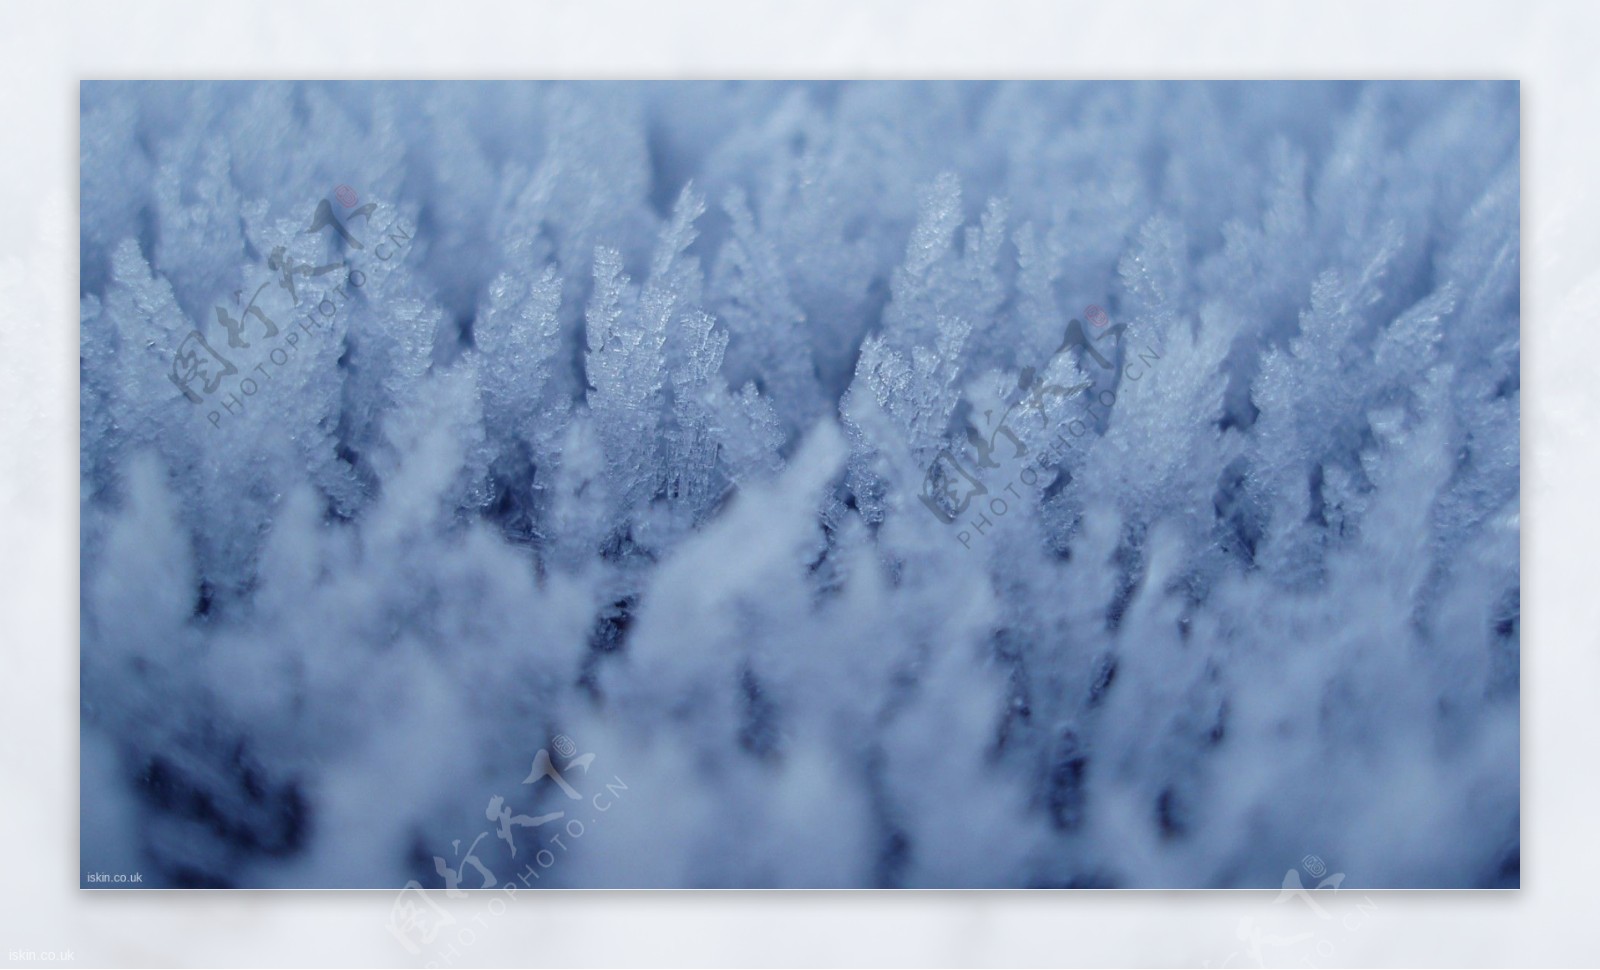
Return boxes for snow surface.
[79,81,1519,889]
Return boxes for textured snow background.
[78,81,1518,890]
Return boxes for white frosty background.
[78,81,1517,889]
